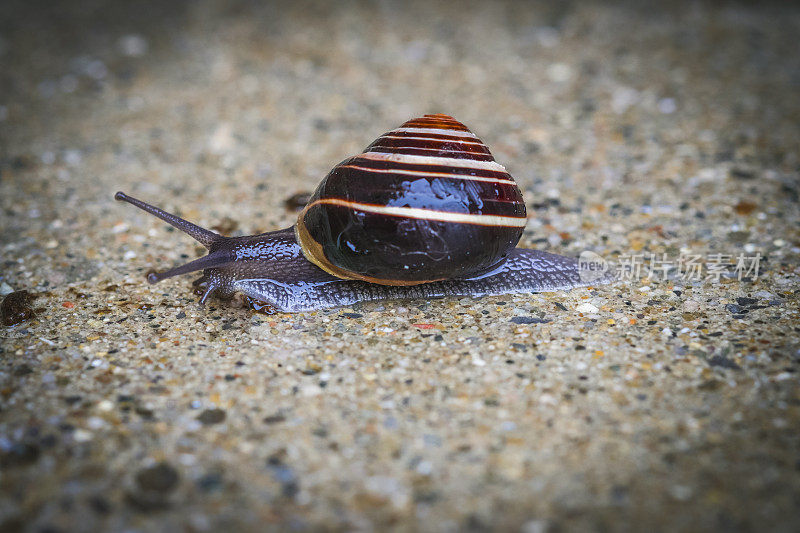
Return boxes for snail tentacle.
[115,191,221,248]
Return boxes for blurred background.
[1,1,798,531]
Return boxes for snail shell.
[296,114,527,285]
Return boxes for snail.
[116,114,611,312]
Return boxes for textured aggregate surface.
[1,1,799,531]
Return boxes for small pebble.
[510,316,547,324]
[197,408,226,425]
[0,443,41,467]
[725,304,742,314]
[657,97,677,114]
[136,462,180,493]
[708,355,741,370]
[682,300,701,312]
[2,290,36,326]
[546,63,572,83]
[119,34,149,57]
[284,192,312,211]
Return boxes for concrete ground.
[1,1,798,531]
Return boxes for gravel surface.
[1,1,799,531]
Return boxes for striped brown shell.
[296,114,527,285]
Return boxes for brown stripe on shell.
[339,164,514,185]
[364,146,495,161]
[366,136,492,157]
[383,131,485,143]
[370,135,491,152]
[399,115,471,131]
[350,155,514,181]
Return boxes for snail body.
[116,114,609,312]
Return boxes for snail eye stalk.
[114,191,234,283]
[114,191,221,248]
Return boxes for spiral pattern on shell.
[296,114,527,285]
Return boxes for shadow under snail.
[116,114,612,312]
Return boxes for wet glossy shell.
[296,114,527,285]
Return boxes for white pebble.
[522,520,549,533]
[87,416,106,430]
[112,222,129,234]
[63,150,82,166]
[0,282,12,295]
[73,429,93,442]
[657,97,677,114]
[208,123,234,154]
[364,476,409,509]
[682,300,700,312]
[119,34,149,57]
[300,384,321,397]
[546,63,572,83]
[611,86,639,114]
[415,460,433,476]
[576,302,599,314]
[500,421,517,431]
[538,393,556,406]
[669,484,693,501]
[535,27,559,48]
